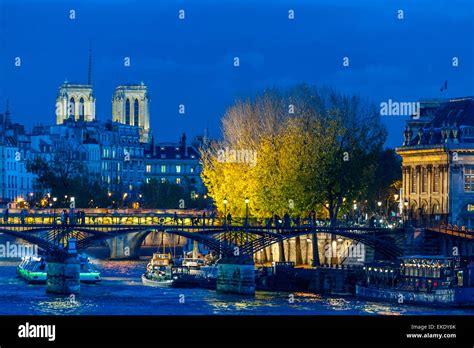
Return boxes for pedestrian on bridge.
[173,212,179,225]
[78,210,85,224]
[210,210,216,226]
[69,208,75,225]
[20,209,27,224]
[227,212,232,226]
[265,217,272,228]
[283,212,290,229]
[202,212,206,226]
[60,210,67,225]
[3,208,9,223]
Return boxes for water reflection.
[0,259,473,316]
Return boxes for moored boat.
[17,254,101,284]
[171,265,218,289]
[356,255,474,306]
[141,252,174,286]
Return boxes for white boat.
[141,253,174,287]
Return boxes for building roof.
[401,97,474,147]
[145,144,200,160]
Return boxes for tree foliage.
[201,85,390,224]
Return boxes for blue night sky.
[1,0,473,148]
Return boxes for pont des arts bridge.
[0,208,406,261]
[0,209,472,262]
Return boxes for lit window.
[146,165,151,173]
[433,167,440,193]
[411,169,417,194]
[176,165,181,173]
[125,99,131,125]
[134,99,139,126]
[465,167,474,192]
[422,168,427,193]
[161,178,166,183]
[190,167,194,173]
[161,165,166,173]
[69,97,75,117]
[176,178,181,185]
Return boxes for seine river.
[1,252,473,316]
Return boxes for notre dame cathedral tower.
[55,47,96,124]
[112,82,151,143]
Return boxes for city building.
[0,102,37,204]
[397,96,474,227]
[144,133,204,193]
[0,51,205,205]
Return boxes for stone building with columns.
[397,96,474,227]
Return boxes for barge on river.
[356,255,474,306]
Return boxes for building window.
[464,167,474,192]
[146,165,151,173]
[176,165,181,173]
[176,178,181,185]
[422,168,427,193]
[411,169,417,194]
[69,97,75,117]
[161,165,166,173]
[134,99,139,126]
[125,99,131,125]
[161,178,166,184]
[79,97,85,120]
[433,167,440,193]
[190,167,194,173]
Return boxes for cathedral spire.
[5,98,11,125]
[88,41,93,85]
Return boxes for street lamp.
[223,198,228,225]
[245,198,249,226]
[52,197,57,223]
[223,198,228,248]
[377,201,383,226]
[403,199,409,227]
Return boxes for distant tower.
[55,47,96,124]
[56,83,96,124]
[87,41,93,85]
[112,82,150,143]
[4,98,11,125]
